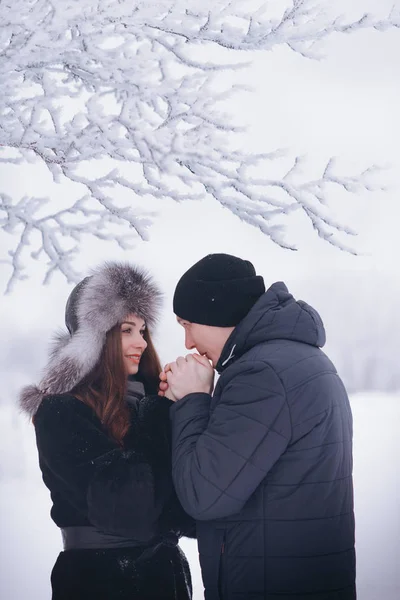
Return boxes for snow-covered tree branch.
[1,0,398,291]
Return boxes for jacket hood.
[20,262,162,417]
[217,282,326,372]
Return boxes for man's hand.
[160,354,214,401]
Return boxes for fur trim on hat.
[20,262,162,417]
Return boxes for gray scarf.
[125,378,146,408]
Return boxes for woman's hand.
[159,370,177,402]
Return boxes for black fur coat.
[34,388,196,600]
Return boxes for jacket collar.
[216,281,326,373]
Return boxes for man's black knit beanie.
[173,253,265,327]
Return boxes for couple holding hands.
[21,253,356,600]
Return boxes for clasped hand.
[159,354,214,402]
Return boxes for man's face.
[176,318,234,368]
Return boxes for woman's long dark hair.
[72,324,162,445]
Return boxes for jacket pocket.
[218,532,226,600]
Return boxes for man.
[161,253,355,600]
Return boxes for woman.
[20,262,195,600]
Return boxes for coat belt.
[61,526,179,562]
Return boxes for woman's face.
[120,314,148,376]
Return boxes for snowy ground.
[0,393,399,600]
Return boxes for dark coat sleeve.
[35,395,167,542]
[170,360,292,520]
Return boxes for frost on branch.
[0,0,398,291]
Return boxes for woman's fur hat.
[20,262,162,417]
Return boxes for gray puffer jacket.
[170,282,355,600]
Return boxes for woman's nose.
[136,336,147,350]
